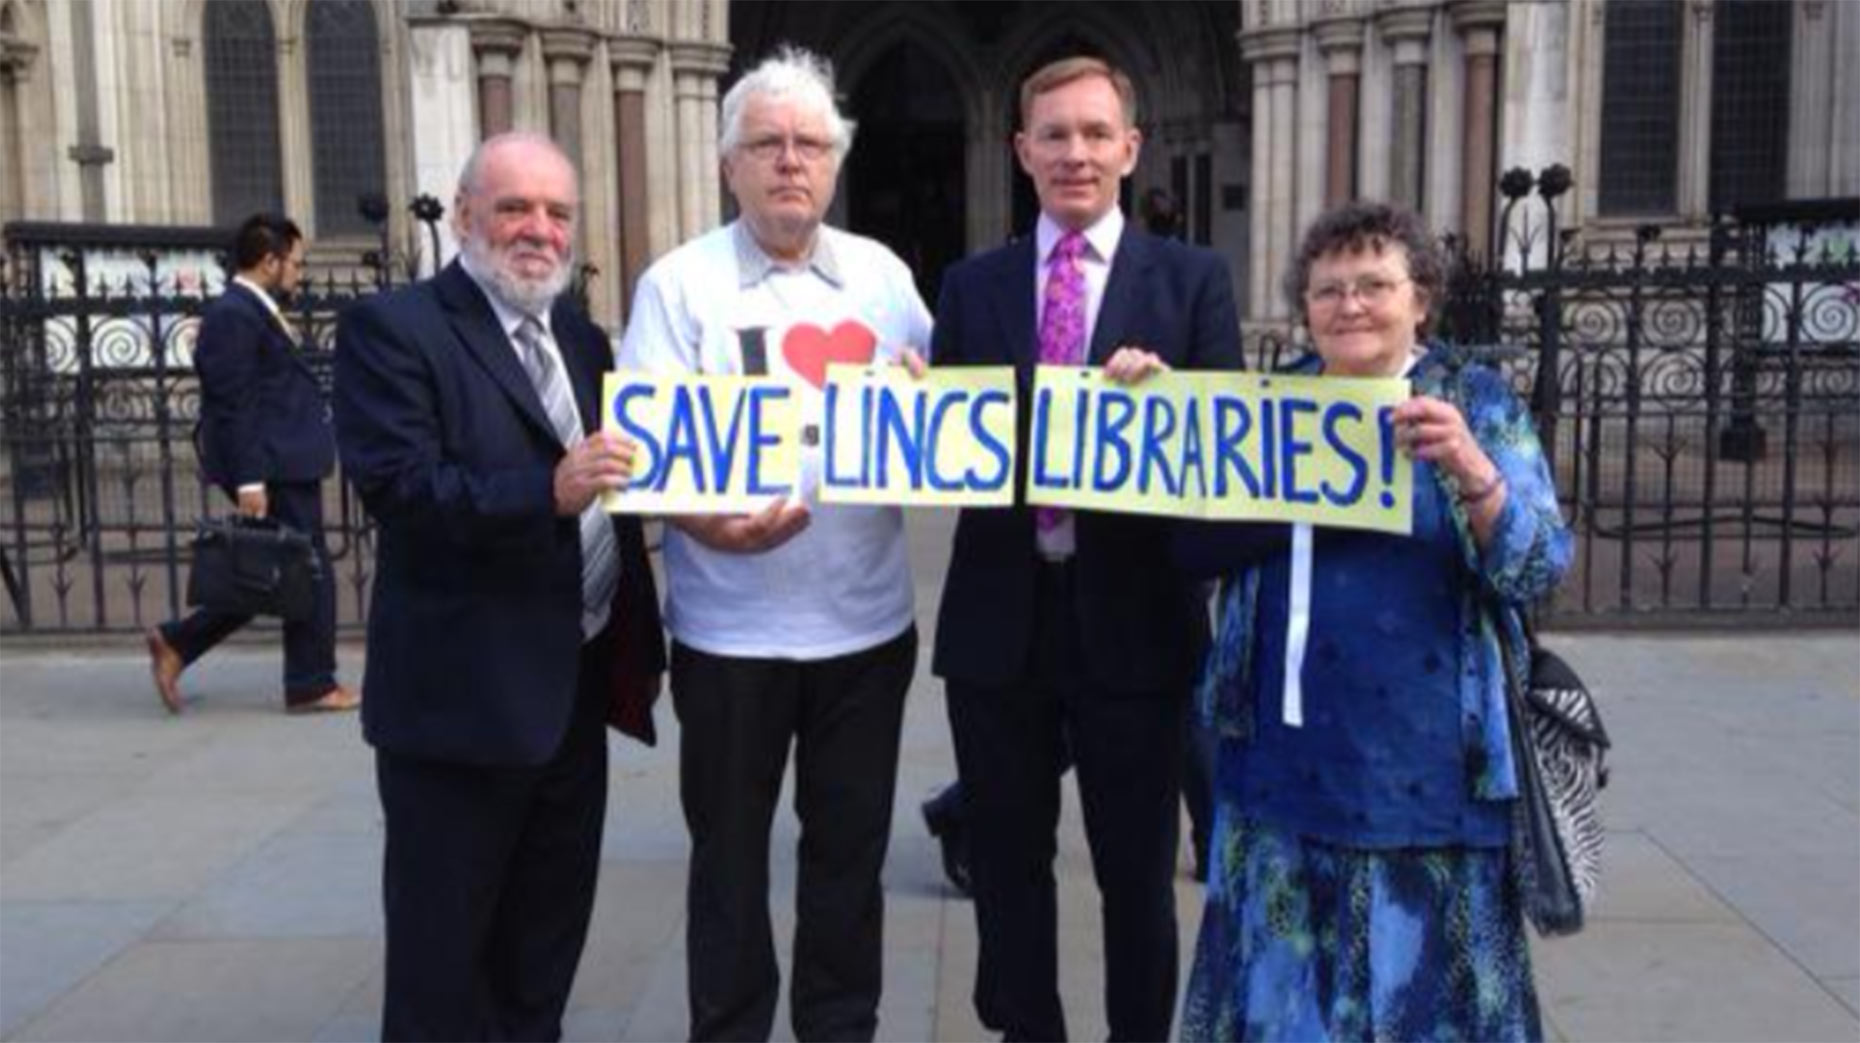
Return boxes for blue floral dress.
[1179,345,1573,1042]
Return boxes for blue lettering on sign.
[1211,395,1259,499]
[1178,396,1206,499]
[1258,398,1278,499]
[1279,397,1319,505]
[1092,389,1136,492]
[967,390,1012,490]
[1138,394,1180,497]
[661,386,706,493]
[700,382,749,492]
[922,389,965,492]
[745,385,792,495]
[821,383,855,490]
[1319,402,1368,506]
[611,383,663,489]
[1069,384,1091,492]
[1377,406,1398,510]
[874,384,927,489]
[1030,386,1068,491]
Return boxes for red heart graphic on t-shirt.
[781,321,878,389]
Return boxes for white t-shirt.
[618,221,933,660]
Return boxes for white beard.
[461,235,573,316]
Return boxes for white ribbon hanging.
[1281,350,1423,727]
[1282,522,1314,727]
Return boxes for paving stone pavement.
[2,513,1856,1041]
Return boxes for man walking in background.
[145,213,356,716]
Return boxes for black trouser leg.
[672,642,797,1042]
[789,627,915,1042]
[946,678,1067,1042]
[1070,691,1184,1042]
[269,481,338,703]
[377,631,610,1042]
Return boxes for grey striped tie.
[515,317,620,638]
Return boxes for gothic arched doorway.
[844,40,965,305]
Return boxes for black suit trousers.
[375,625,612,1042]
[671,627,917,1043]
[946,561,1184,1042]
[161,480,337,703]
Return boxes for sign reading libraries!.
[602,366,1414,535]
[1025,367,1413,535]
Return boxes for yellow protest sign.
[819,365,1018,507]
[601,373,801,514]
[1026,367,1413,533]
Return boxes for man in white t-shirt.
[618,46,929,1043]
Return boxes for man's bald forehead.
[459,132,577,197]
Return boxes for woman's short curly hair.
[1282,201,1445,331]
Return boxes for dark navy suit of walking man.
[931,58,1242,1041]
[334,132,664,1042]
[146,213,357,715]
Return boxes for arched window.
[306,0,386,237]
[203,0,283,225]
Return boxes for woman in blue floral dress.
[1178,202,1572,1042]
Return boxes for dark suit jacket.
[193,281,334,492]
[931,228,1242,695]
[334,261,665,766]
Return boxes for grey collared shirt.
[732,221,845,289]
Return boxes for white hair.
[718,45,854,160]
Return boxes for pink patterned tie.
[1037,231,1087,533]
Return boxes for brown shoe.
[145,628,185,715]
[286,684,361,715]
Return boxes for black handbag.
[185,516,321,622]
[1499,614,1611,937]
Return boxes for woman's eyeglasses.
[1305,276,1409,308]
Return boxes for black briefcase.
[185,517,320,622]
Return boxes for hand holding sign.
[1391,394,1496,490]
[556,430,636,515]
[1101,345,1171,385]
[671,496,811,553]
[602,374,800,514]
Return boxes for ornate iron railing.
[1438,174,1859,623]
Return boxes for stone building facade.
[1,0,1855,330]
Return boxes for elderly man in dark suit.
[334,131,664,1041]
[145,213,356,715]
[930,57,1243,1041]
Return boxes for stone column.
[0,39,35,224]
[276,31,314,230]
[163,33,211,224]
[540,29,594,170]
[609,35,659,318]
[1676,0,1715,219]
[1239,26,1301,325]
[1786,0,1833,198]
[1452,1,1506,257]
[469,20,526,139]
[1378,5,1434,215]
[1313,17,1365,209]
[668,41,732,240]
